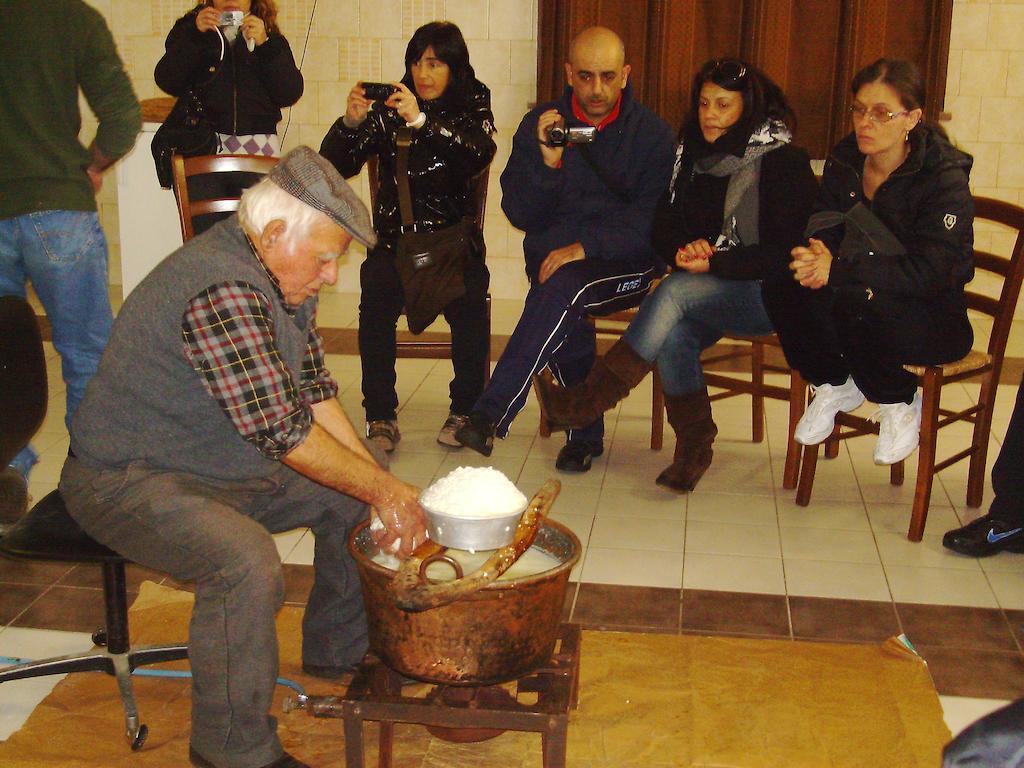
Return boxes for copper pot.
[348,519,580,685]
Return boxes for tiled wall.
[81,0,1022,303]
[945,0,1024,292]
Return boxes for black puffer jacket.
[821,124,974,299]
[651,123,817,283]
[319,80,497,243]
[154,6,303,136]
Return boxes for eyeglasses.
[709,59,747,87]
[848,104,910,124]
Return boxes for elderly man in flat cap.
[59,146,427,768]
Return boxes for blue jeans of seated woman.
[623,272,773,396]
[0,211,113,476]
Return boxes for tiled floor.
[2,291,1023,744]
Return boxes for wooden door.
[537,0,952,158]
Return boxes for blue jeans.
[624,272,774,396]
[0,211,113,475]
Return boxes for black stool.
[0,490,190,750]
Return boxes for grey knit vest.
[71,218,316,480]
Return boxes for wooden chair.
[365,156,492,383]
[792,196,1024,541]
[171,153,279,241]
[702,333,804,488]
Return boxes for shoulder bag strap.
[395,127,416,230]
[575,143,630,203]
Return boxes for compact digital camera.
[219,10,244,26]
[546,123,597,148]
[362,82,398,102]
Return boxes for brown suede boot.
[656,389,718,493]
[535,337,654,431]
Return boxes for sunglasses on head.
[709,59,747,87]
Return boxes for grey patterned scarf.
[669,119,792,249]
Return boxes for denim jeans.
[623,272,773,396]
[0,211,113,474]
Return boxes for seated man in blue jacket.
[455,26,674,471]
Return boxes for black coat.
[319,81,497,243]
[821,124,974,299]
[651,136,818,282]
[154,7,303,136]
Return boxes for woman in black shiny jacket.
[763,59,974,467]
[321,21,496,452]
[155,0,303,230]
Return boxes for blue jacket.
[500,83,674,281]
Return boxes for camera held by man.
[544,119,596,148]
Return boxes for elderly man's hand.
[371,478,428,558]
[539,242,585,283]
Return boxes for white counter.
[116,122,184,296]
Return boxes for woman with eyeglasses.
[762,58,974,465]
[535,58,817,492]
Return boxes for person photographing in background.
[454,26,674,473]
[155,0,303,233]
[321,21,496,453]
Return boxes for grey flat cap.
[269,146,377,249]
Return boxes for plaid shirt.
[181,262,338,459]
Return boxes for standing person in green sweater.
[0,0,140,499]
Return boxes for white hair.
[237,177,331,247]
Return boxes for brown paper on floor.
[0,582,950,767]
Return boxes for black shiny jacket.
[319,80,497,243]
[821,124,974,299]
[154,7,303,136]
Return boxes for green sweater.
[0,0,140,220]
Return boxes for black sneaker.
[454,411,495,456]
[942,514,1024,557]
[555,440,604,473]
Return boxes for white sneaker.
[794,376,866,445]
[872,392,922,465]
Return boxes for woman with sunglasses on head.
[536,59,817,492]
[155,1,303,232]
[762,58,974,466]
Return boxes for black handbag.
[392,128,483,334]
[151,90,218,189]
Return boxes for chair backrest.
[365,155,490,233]
[966,197,1024,365]
[0,296,47,468]
[171,153,279,241]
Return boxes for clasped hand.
[674,239,713,273]
[789,237,832,289]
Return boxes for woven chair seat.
[903,349,992,377]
